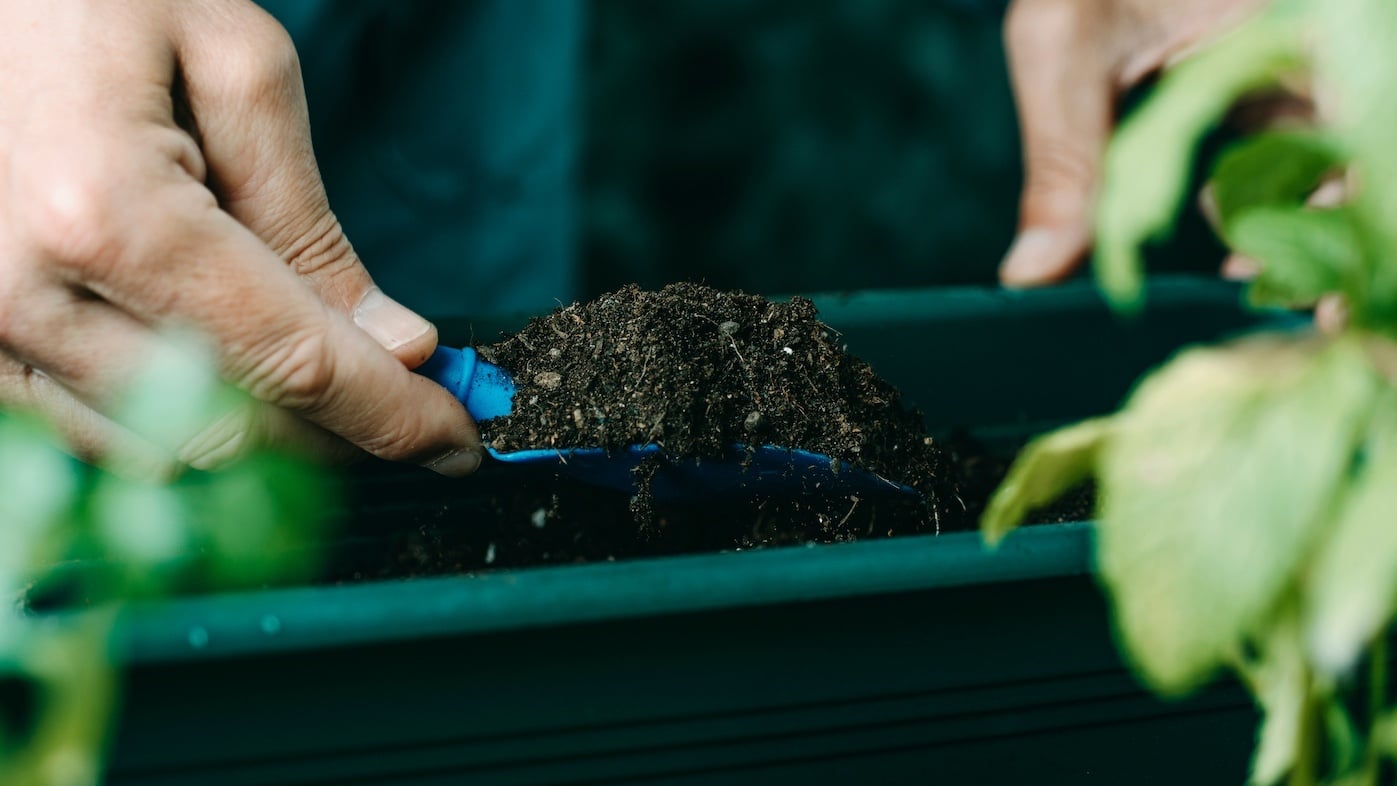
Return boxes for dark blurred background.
[582,0,1020,296]
[273,0,1223,314]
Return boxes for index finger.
[74,177,483,475]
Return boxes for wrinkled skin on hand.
[0,0,482,477]
[999,0,1271,287]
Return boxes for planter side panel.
[108,575,1253,786]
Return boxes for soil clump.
[481,282,951,513]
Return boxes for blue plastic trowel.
[419,346,917,501]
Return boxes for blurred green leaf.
[1242,603,1307,786]
[1096,15,1306,311]
[1375,709,1397,758]
[1097,337,1376,693]
[1303,387,1397,677]
[90,478,190,585]
[0,298,335,785]
[111,333,243,459]
[0,417,79,577]
[1317,0,1397,326]
[1210,131,1340,231]
[0,616,116,786]
[981,418,1109,546]
[189,454,333,586]
[1322,694,1362,779]
[1229,207,1362,308]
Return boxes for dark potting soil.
[480,282,947,503]
[324,284,1094,582]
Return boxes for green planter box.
[104,278,1275,785]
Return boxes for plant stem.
[1290,666,1321,786]
[1362,637,1389,785]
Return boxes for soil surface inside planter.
[325,283,1093,582]
[328,435,1091,582]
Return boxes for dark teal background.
[260,0,582,317]
[583,1,1021,296]
[262,0,1220,318]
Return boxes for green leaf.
[981,418,1109,546]
[90,477,192,587]
[1228,207,1362,308]
[1096,14,1306,311]
[1210,131,1340,231]
[0,417,79,575]
[1374,709,1397,760]
[176,454,333,587]
[1097,337,1377,693]
[111,332,243,458]
[1322,694,1362,779]
[1240,605,1308,786]
[1304,387,1397,677]
[1317,0,1397,328]
[0,615,117,786]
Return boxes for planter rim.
[113,521,1093,665]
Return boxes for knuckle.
[179,405,258,470]
[0,267,25,347]
[22,169,125,271]
[242,324,337,411]
[221,15,303,105]
[1023,143,1097,198]
[0,301,17,350]
[362,421,436,463]
[283,213,356,279]
[1005,0,1087,54]
[0,351,33,401]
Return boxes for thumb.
[1000,0,1113,288]
[172,5,437,369]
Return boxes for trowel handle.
[418,346,517,421]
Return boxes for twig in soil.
[838,495,861,528]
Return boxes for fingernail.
[1315,294,1349,337]
[999,228,1075,287]
[1307,178,1346,209]
[354,287,432,351]
[427,447,482,477]
[1221,254,1263,281]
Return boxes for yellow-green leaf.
[1242,605,1307,786]
[1096,14,1307,311]
[1209,131,1340,232]
[1098,336,1377,693]
[981,418,1109,546]
[1304,388,1397,676]
[1229,207,1361,308]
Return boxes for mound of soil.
[481,283,951,507]
[323,283,1096,582]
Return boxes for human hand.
[998,0,1271,287]
[0,0,482,476]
